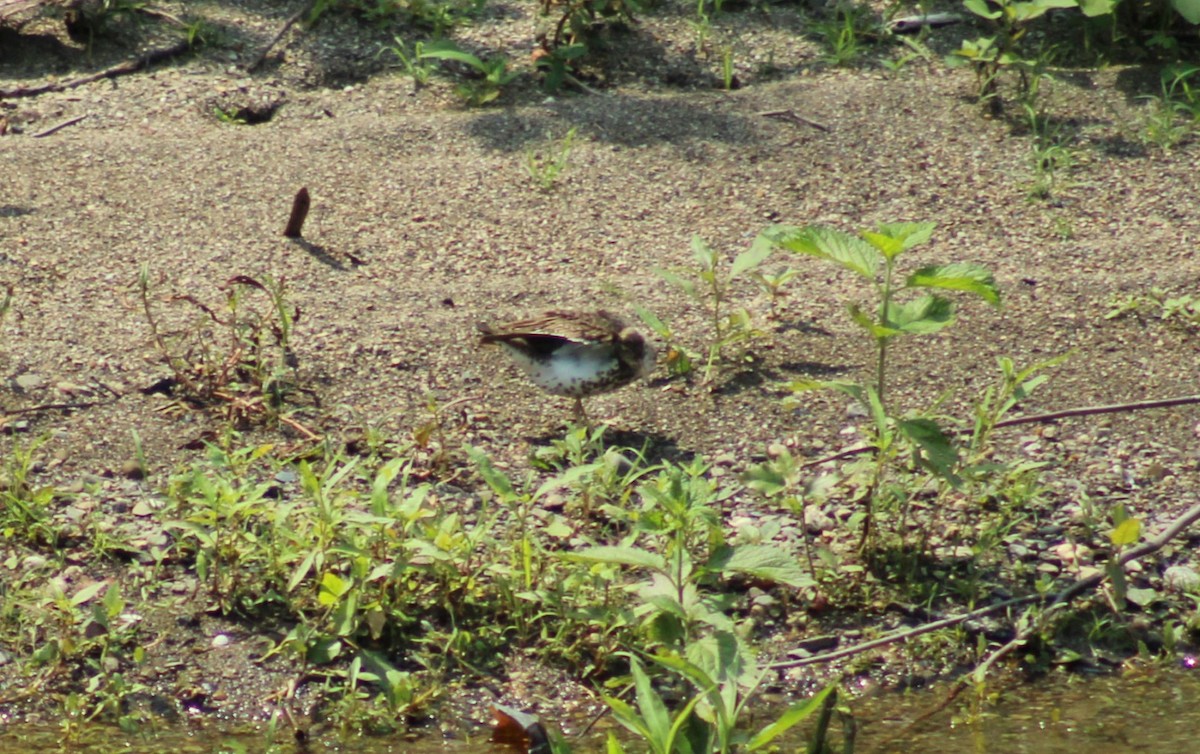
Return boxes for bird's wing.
[479,310,625,345]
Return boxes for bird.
[477,310,655,425]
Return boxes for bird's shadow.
[290,238,367,270]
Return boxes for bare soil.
[3,0,1200,738]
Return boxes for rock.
[13,373,46,391]
[1164,565,1200,593]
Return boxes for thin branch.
[2,399,116,416]
[31,114,88,138]
[769,594,1040,670]
[992,395,1200,430]
[0,40,191,99]
[756,109,831,132]
[801,394,1200,469]
[245,0,315,72]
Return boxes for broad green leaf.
[906,263,1001,306]
[757,225,878,279]
[747,684,835,751]
[1110,517,1141,547]
[865,384,888,438]
[565,545,667,570]
[898,418,961,484]
[467,446,516,501]
[606,731,627,754]
[308,637,342,664]
[1077,0,1117,15]
[534,462,603,499]
[886,295,955,334]
[1012,0,1076,21]
[417,42,485,72]
[710,544,815,588]
[319,572,350,605]
[848,303,902,339]
[1171,0,1200,22]
[631,659,672,750]
[730,239,773,278]
[1125,587,1160,607]
[820,380,869,408]
[71,581,108,606]
[877,221,936,249]
[963,0,1002,18]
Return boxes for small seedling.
[524,126,577,191]
[418,40,521,106]
[382,37,435,89]
[653,235,772,382]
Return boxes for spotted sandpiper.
[477,310,655,424]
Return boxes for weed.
[137,267,312,431]
[951,0,1114,111]
[720,45,736,90]
[418,40,521,106]
[649,235,772,382]
[310,0,483,34]
[748,266,801,319]
[1137,64,1200,153]
[1023,105,1074,199]
[0,434,59,548]
[605,655,837,754]
[534,42,588,93]
[814,7,872,68]
[212,106,247,125]
[568,458,813,648]
[544,0,643,48]
[525,126,578,191]
[381,38,436,89]
[757,221,1001,547]
[1106,287,1200,333]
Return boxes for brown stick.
[769,595,1042,670]
[0,40,191,99]
[245,0,316,72]
[801,394,1200,469]
[31,114,88,138]
[756,109,831,132]
[283,187,310,238]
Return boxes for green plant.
[720,45,735,90]
[137,267,309,428]
[756,222,1001,546]
[1138,64,1200,152]
[748,266,801,319]
[418,40,521,106]
[814,7,872,67]
[535,42,588,93]
[0,434,59,548]
[525,126,578,191]
[950,0,1116,109]
[382,38,435,89]
[1023,104,1074,199]
[650,235,772,382]
[605,654,837,754]
[212,106,248,125]
[545,0,644,48]
[566,458,813,649]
